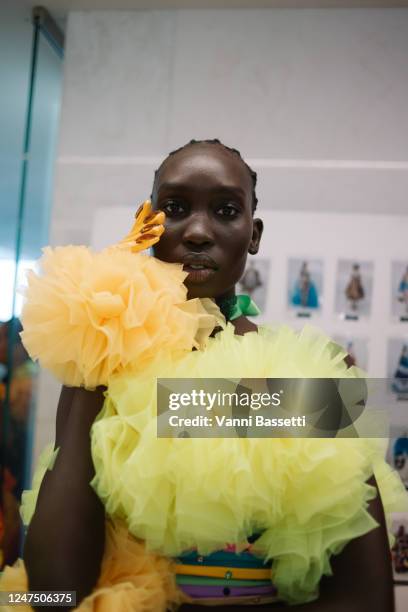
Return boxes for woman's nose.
[182,214,214,249]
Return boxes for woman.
[397,265,408,315]
[2,139,406,611]
[291,261,319,310]
[345,264,365,312]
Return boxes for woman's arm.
[312,474,394,612]
[181,476,394,612]
[23,385,106,609]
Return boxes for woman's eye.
[216,203,240,218]
[162,200,186,216]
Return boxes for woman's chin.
[185,282,217,300]
[186,288,212,300]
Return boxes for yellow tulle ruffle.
[6,324,408,607]
[20,246,223,388]
[0,519,183,612]
[88,323,408,605]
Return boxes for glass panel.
[0,1,32,319]
[0,9,63,566]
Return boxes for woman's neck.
[214,290,259,335]
[215,293,236,321]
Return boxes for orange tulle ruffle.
[0,519,184,612]
[20,246,222,389]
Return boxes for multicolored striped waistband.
[180,584,277,599]
[174,563,271,580]
[175,547,276,604]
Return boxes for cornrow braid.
[151,138,258,212]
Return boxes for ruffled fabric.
[0,559,30,610]
[0,519,183,612]
[74,519,182,612]
[0,442,184,612]
[20,246,222,388]
[90,323,408,605]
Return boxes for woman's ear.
[248,218,263,255]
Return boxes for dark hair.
[151,138,258,212]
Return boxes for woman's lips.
[181,253,218,284]
[183,265,216,284]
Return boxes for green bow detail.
[227,294,261,321]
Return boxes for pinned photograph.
[237,258,271,314]
[390,513,408,582]
[387,435,408,492]
[392,262,408,322]
[387,338,408,400]
[287,258,323,318]
[335,260,373,320]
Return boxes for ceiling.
[23,0,408,21]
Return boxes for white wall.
[51,7,408,252]
[35,7,408,459]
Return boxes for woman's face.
[151,144,263,300]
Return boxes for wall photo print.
[392,262,408,323]
[390,513,408,582]
[287,259,323,318]
[387,338,408,400]
[335,260,373,320]
[237,258,271,314]
[387,434,408,492]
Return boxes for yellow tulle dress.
[1,202,407,610]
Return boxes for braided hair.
[151,138,258,212]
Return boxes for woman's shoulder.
[230,315,258,335]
